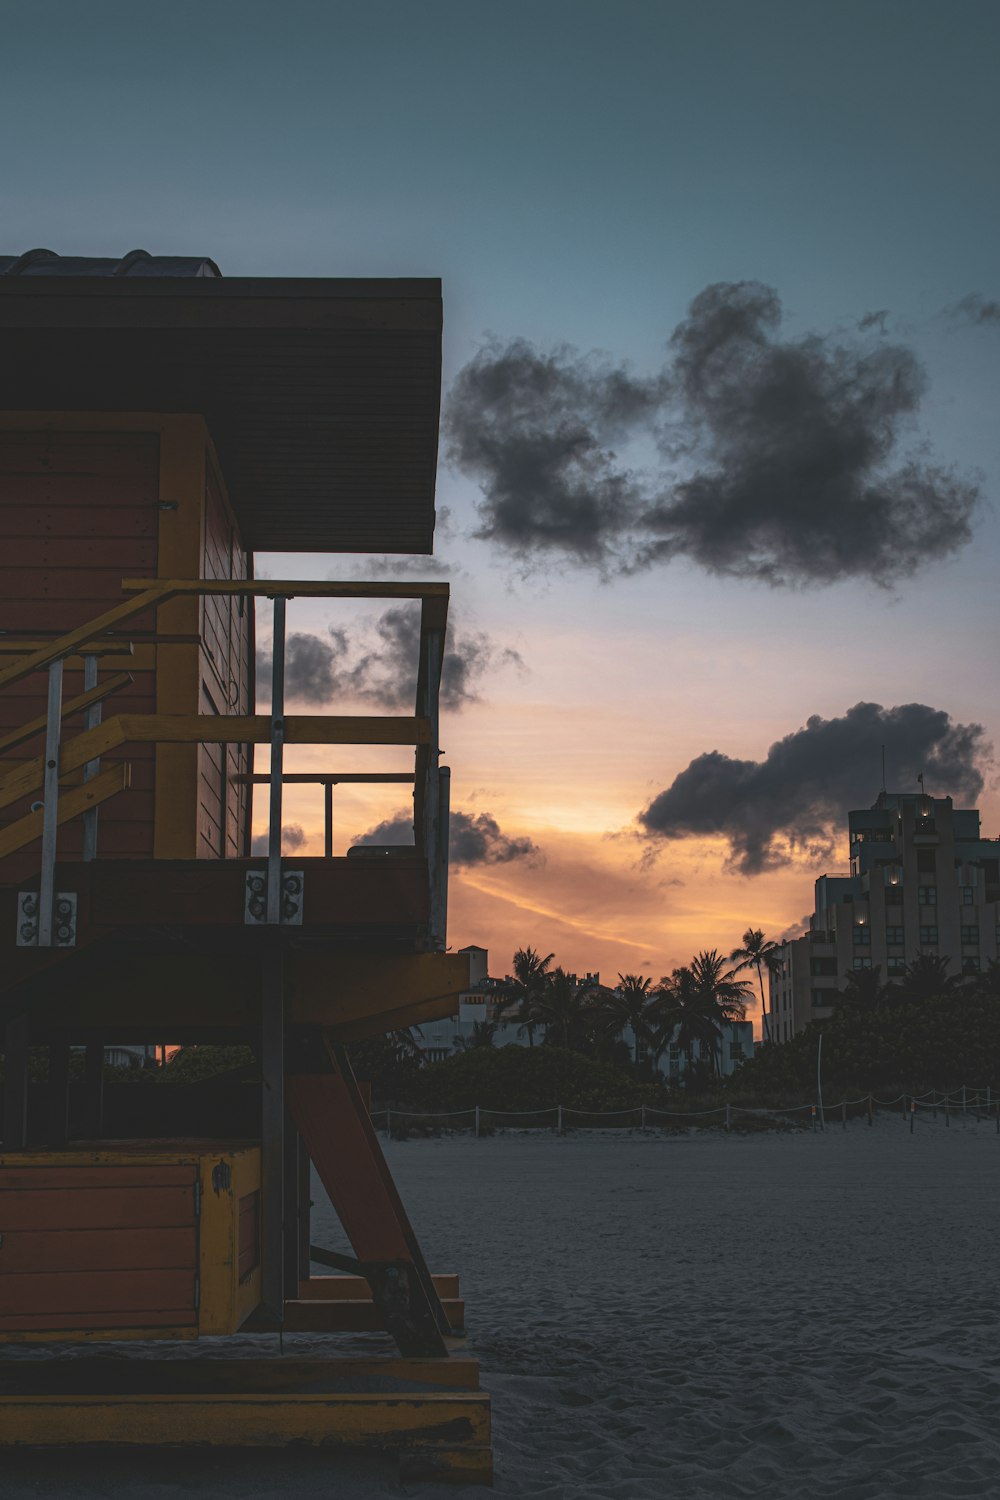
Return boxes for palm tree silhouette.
[505,946,555,1046]
[729,927,781,1043]
[599,973,655,1065]
[652,951,753,1078]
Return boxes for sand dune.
[3,1115,998,1498]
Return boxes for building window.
[885,926,905,945]
[962,957,981,974]
[919,925,938,945]
[729,1042,744,1060]
[852,925,870,945]
[887,956,905,976]
[885,887,904,906]
[917,850,936,873]
[960,925,979,945]
[962,886,976,906]
[918,886,937,906]
[810,957,837,976]
[811,989,835,1006]
[852,957,873,970]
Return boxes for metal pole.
[267,598,286,925]
[816,1032,825,1131]
[324,779,333,859]
[38,659,64,947]
[260,945,285,1323]
[557,1104,563,1134]
[81,654,101,862]
[474,1104,480,1138]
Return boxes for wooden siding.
[0,431,159,883]
[0,1163,197,1333]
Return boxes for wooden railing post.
[415,596,447,949]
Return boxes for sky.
[3,0,999,1029]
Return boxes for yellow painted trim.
[0,714,428,812]
[154,418,207,858]
[0,762,129,860]
[0,1327,198,1346]
[0,1392,491,1449]
[197,1147,261,1336]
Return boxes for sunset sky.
[4,0,999,1030]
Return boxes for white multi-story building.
[768,792,1000,1041]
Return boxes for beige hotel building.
[767,792,1000,1041]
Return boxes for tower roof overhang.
[0,275,443,554]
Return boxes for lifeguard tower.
[0,251,490,1482]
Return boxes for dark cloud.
[445,282,981,587]
[445,336,664,567]
[638,701,989,875]
[250,824,307,856]
[354,808,541,869]
[257,609,519,710]
[948,293,1000,326]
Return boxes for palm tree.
[729,927,781,1043]
[838,964,892,1012]
[900,953,963,1003]
[505,946,555,1046]
[598,974,655,1066]
[652,951,753,1078]
[532,967,591,1051]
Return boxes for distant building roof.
[0,248,221,278]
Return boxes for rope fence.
[372,1087,1000,1138]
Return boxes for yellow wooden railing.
[0,579,451,947]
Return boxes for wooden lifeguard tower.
[0,251,490,1481]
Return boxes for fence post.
[867,1093,873,1126]
[557,1104,563,1135]
[932,1090,937,1120]
[725,1103,730,1133]
[842,1098,847,1131]
[474,1104,480,1138]
[641,1102,646,1131]
[386,1105,392,1139]
[962,1085,967,1115]
[910,1099,915,1135]
[902,1094,907,1126]
[945,1094,950,1128]
[811,1104,816,1133]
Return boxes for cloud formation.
[258,608,520,710]
[250,824,307,856]
[355,808,541,869]
[638,701,989,875]
[949,293,1000,326]
[445,281,981,586]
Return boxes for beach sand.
[2,1114,998,1498]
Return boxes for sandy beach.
[3,1114,998,1499]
